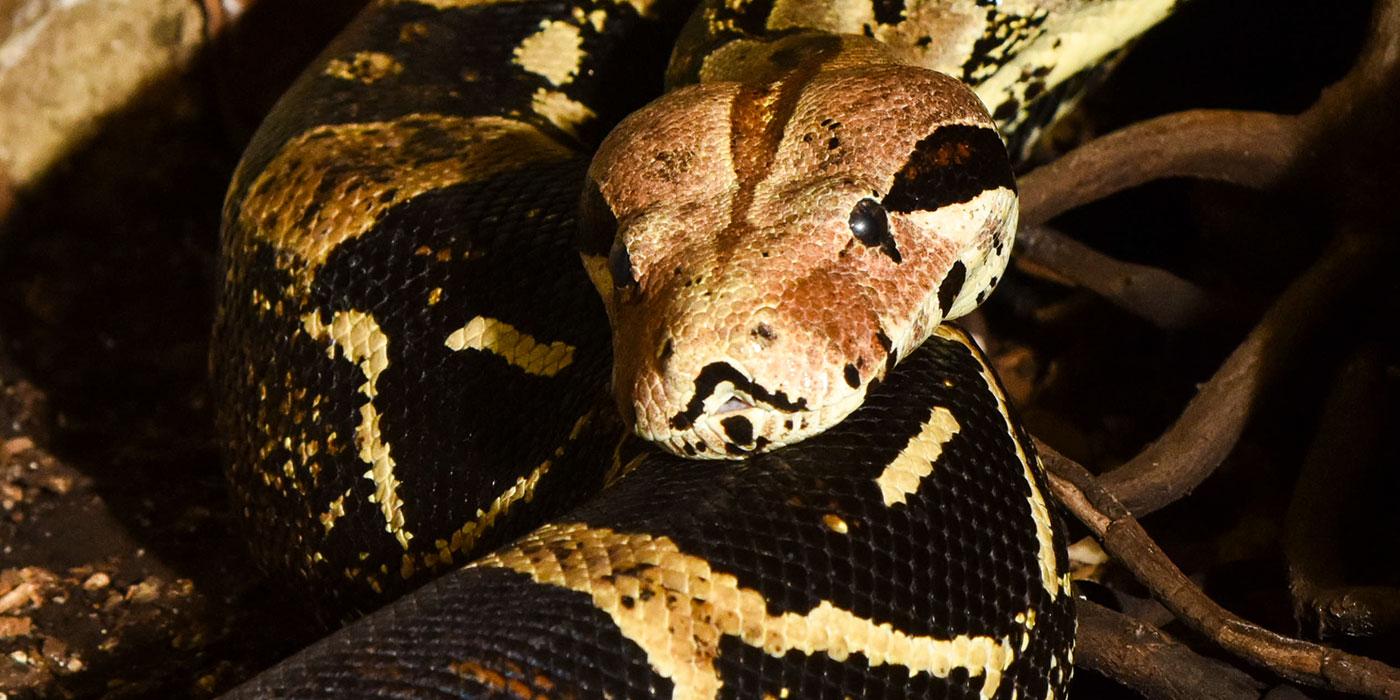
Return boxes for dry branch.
[1076,599,1266,700]
[1016,0,1400,515]
[1018,0,1398,231]
[1040,442,1400,698]
[1018,110,1304,227]
[1097,233,1380,515]
[1014,225,1215,330]
[1285,346,1400,639]
[1009,0,1400,692]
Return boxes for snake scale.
[214,1,1178,697]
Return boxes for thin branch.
[1285,345,1400,639]
[1299,0,1400,136]
[1015,0,1398,233]
[1039,441,1400,698]
[1076,599,1266,700]
[1015,225,1215,330]
[1017,0,1399,515]
[1096,233,1381,515]
[1018,110,1304,227]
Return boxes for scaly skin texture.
[214,0,1182,695]
[583,33,1017,457]
[224,329,1075,699]
[214,0,692,616]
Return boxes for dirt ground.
[0,2,1395,698]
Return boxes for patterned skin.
[224,329,1075,699]
[214,0,1180,696]
[581,33,1017,458]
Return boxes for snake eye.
[849,198,901,263]
[609,240,638,289]
[848,198,888,245]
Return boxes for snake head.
[580,60,1016,459]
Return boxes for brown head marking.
[583,38,1017,458]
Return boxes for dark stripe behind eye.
[883,124,1015,214]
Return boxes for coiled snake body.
[215,1,1177,696]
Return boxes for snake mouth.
[641,395,868,460]
[630,359,872,459]
[667,361,808,432]
[622,361,800,458]
[713,395,753,414]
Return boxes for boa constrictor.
[214,0,1176,696]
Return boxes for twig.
[1013,0,1394,512]
[1018,110,1304,227]
[1017,0,1397,226]
[1039,441,1400,698]
[1015,0,1399,233]
[1012,0,1400,691]
[1096,233,1381,515]
[1015,225,1215,330]
[1009,0,1399,515]
[1285,346,1400,640]
[1298,0,1400,138]
[1076,599,1267,700]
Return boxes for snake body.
[215,0,1178,696]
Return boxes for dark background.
[0,1,1391,697]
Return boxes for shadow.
[0,0,1390,696]
[0,1,366,694]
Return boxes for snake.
[213,0,1178,697]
